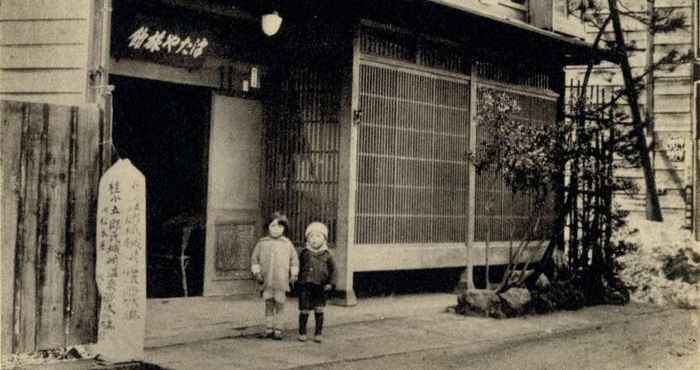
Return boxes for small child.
[251,212,299,340]
[297,222,337,343]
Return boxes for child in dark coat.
[297,222,337,343]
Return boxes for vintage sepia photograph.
[1,0,699,369]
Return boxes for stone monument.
[92,159,146,362]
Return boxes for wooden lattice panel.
[356,62,470,244]
[475,61,550,90]
[359,24,467,75]
[262,66,341,245]
[474,88,557,242]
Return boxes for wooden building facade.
[566,0,696,226]
[2,0,598,353]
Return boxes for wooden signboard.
[92,159,146,362]
[112,13,211,69]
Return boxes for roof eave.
[427,0,620,65]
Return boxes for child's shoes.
[297,334,307,342]
[313,335,323,343]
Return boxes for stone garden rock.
[499,288,532,315]
[457,289,506,318]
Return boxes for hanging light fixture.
[261,11,282,36]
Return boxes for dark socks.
[314,312,324,336]
[299,312,309,335]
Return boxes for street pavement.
[11,295,699,370]
[144,299,699,370]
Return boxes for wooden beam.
[156,0,255,22]
[352,243,546,272]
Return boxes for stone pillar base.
[455,268,474,293]
[330,289,357,306]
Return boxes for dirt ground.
[304,308,700,370]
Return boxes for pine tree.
[575,0,692,221]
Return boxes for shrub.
[617,220,700,309]
[529,280,586,314]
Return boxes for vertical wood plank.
[36,104,71,349]
[1,101,25,355]
[17,103,45,352]
[67,106,99,345]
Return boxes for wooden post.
[334,25,360,306]
[695,82,700,241]
[458,63,478,291]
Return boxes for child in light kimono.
[251,212,299,340]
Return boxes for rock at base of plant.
[456,289,506,318]
[499,288,532,314]
[604,289,629,306]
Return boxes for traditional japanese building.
[1,0,601,353]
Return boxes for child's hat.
[305,222,328,240]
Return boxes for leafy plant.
[472,89,565,293]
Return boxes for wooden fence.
[1,100,108,354]
[564,84,617,282]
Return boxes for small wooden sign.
[92,159,146,362]
[215,222,256,279]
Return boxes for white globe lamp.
[262,11,282,36]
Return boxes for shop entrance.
[111,75,210,298]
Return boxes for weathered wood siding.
[0,0,93,105]
[1,100,105,355]
[566,0,694,216]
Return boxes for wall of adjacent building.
[0,0,94,106]
[566,0,694,222]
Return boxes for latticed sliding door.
[355,61,470,244]
[262,67,342,246]
[474,88,557,242]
